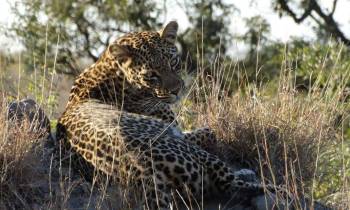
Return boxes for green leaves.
[8,0,164,75]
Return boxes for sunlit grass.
[0,40,349,209]
[176,44,350,209]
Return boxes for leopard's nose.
[170,88,180,95]
[170,81,183,95]
[163,72,184,95]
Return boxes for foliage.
[180,0,236,59]
[239,15,271,57]
[8,0,236,75]
[0,52,59,118]
[281,41,350,91]
[273,0,350,45]
[8,0,162,75]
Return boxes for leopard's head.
[107,21,184,104]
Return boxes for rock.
[7,98,51,138]
[251,193,334,210]
[251,194,285,210]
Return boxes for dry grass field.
[0,46,349,209]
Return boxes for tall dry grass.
[0,99,44,209]
[1,39,349,209]
[177,48,350,209]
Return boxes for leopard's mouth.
[155,93,179,103]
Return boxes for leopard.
[56,21,285,209]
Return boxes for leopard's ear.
[108,43,131,64]
[159,21,178,44]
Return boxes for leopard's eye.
[144,72,161,84]
[169,46,178,55]
[170,56,178,66]
[170,56,180,69]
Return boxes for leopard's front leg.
[146,103,218,149]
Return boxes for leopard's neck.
[65,56,153,114]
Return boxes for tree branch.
[309,0,350,45]
[277,0,314,23]
[310,13,322,26]
[330,0,338,16]
[76,22,99,62]
[56,49,81,76]
[277,0,350,46]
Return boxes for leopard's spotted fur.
[57,21,282,209]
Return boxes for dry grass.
[0,52,124,209]
[1,42,349,209]
[0,99,45,209]
[177,54,350,208]
[0,98,129,209]
[1,60,348,209]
